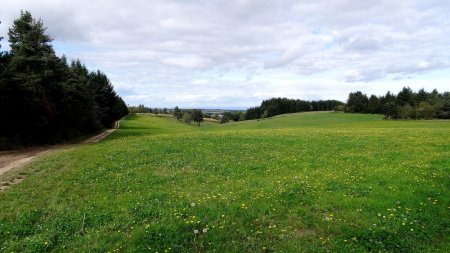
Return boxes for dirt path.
[0,121,120,191]
[84,121,119,143]
[0,147,57,191]
[0,148,46,175]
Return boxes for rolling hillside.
[1,112,449,252]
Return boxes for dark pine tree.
[346,91,368,113]
[367,95,380,114]
[0,12,128,148]
[415,88,428,104]
[1,11,61,144]
[397,87,415,106]
[61,60,102,137]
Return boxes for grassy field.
[1,112,449,252]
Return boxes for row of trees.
[127,105,205,126]
[346,87,450,119]
[245,98,344,120]
[131,105,244,125]
[243,88,448,121]
[0,11,128,148]
[128,105,172,114]
[173,106,204,126]
[133,86,448,128]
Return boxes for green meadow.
[1,112,449,252]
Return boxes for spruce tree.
[346,91,369,113]
[397,87,415,106]
[0,11,128,148]
[367,95,380,114]
[4,11,60,143]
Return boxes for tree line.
[0,11,128,149]
[245,98,344,120]
[346,87,450,119]
[132,86,449,128]
[131,100,343,124]
[131,104,246,125]
[128,105,171,114]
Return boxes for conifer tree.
[3,11,60,143]
[173,106,183,121]
[0,11,128,148]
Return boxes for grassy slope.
[0,113,449,252]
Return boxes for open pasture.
[1,113,449,252]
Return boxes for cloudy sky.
[1,0,449,109]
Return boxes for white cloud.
[162,55,212,70]
[0,0,449,108]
